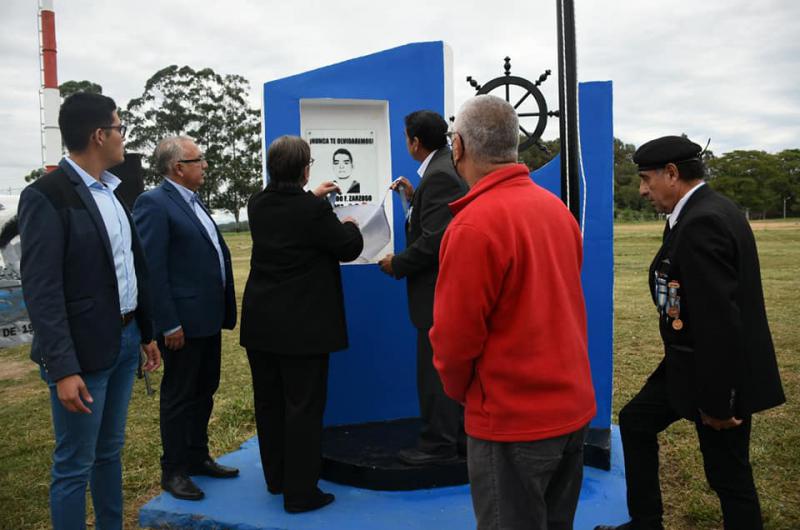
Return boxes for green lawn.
[0,221,797,529]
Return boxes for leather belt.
[121,311,135,327]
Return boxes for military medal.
[668,281,679,301]
[666,281,682,328]
[655,273,668,315]
[654,259,672,316]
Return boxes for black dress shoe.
[188,459,239,478]
[161,474,204,501]
[397,447,460,466]
[284,488,335,513]
[267,484,283,495]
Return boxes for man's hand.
[391,177,414,201]
[56,374,93,414]
[164,327,185,351]
[341,216,359,228]
[313,181,340,197]
[141,341,161,372]
[700,410,743,430]
[378,254,395,276]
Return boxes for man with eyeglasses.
[430,96,595,529]
[18,92,161,529]
[133,136,238,500]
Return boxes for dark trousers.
[467,425,588,530]
[620,372,762,530]
[417,328,463,454]
[246,349,329,504]
[159,333,221,476]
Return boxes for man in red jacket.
[430,95,596,530]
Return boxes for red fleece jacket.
[430,164,596,442]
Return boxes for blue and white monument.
[140,40,628,530]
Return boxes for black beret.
[633,136,702,171]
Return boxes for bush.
[614,208,661,222]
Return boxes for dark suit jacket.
[132,180,236,338]
[648,184,785,420]
[18,159,154,381]
[240,186,363,354]
[392,148,468,329]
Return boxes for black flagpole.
[556,0,581,223]
[557,0,614,470]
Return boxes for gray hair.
[453,95,519,164]
[153,135,194,176]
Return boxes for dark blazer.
[392,148,468,329]
[18,159,154,381]
[132,180,236,338]
[648,184,785,420]
[240,186,363,354]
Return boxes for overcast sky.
[1,0,798,192]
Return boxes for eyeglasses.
[308,158,315,167]
[101,124,127,139]
[446,130,461,146]
[178,156,206,164]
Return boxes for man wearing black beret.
[595,136,785,530]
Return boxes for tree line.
[613,139,799,220]
[26,68,262,229]
[520,138,798,220]
[27,71,798,222]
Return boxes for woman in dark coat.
[240,135,363,513]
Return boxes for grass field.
[0,220,797,529]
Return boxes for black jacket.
[240,186,363,354]
[648,184,784,420]
[392,148,468,329]
[18,159,154,381]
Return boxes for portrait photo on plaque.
[305,128,392,263]
[306,129,379,205]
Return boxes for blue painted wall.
[263,45,614,431]
[264,42,447,424]
[534,81,614,429]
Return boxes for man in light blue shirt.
[133,136,238,501]
[63,156,139,314]
[18,92,161,530]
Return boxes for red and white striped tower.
[38,0,60,173]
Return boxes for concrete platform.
[139,426,630,529]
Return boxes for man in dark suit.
[133,136,238,501]
[18,92,161,530]
[378,110,468,465]
[595,136,785,530]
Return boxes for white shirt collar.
[65,156,121,190]
[668,181,706,229]
[165,177,197,204]
[416,149,438,179]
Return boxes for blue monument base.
[139,426,630,529]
